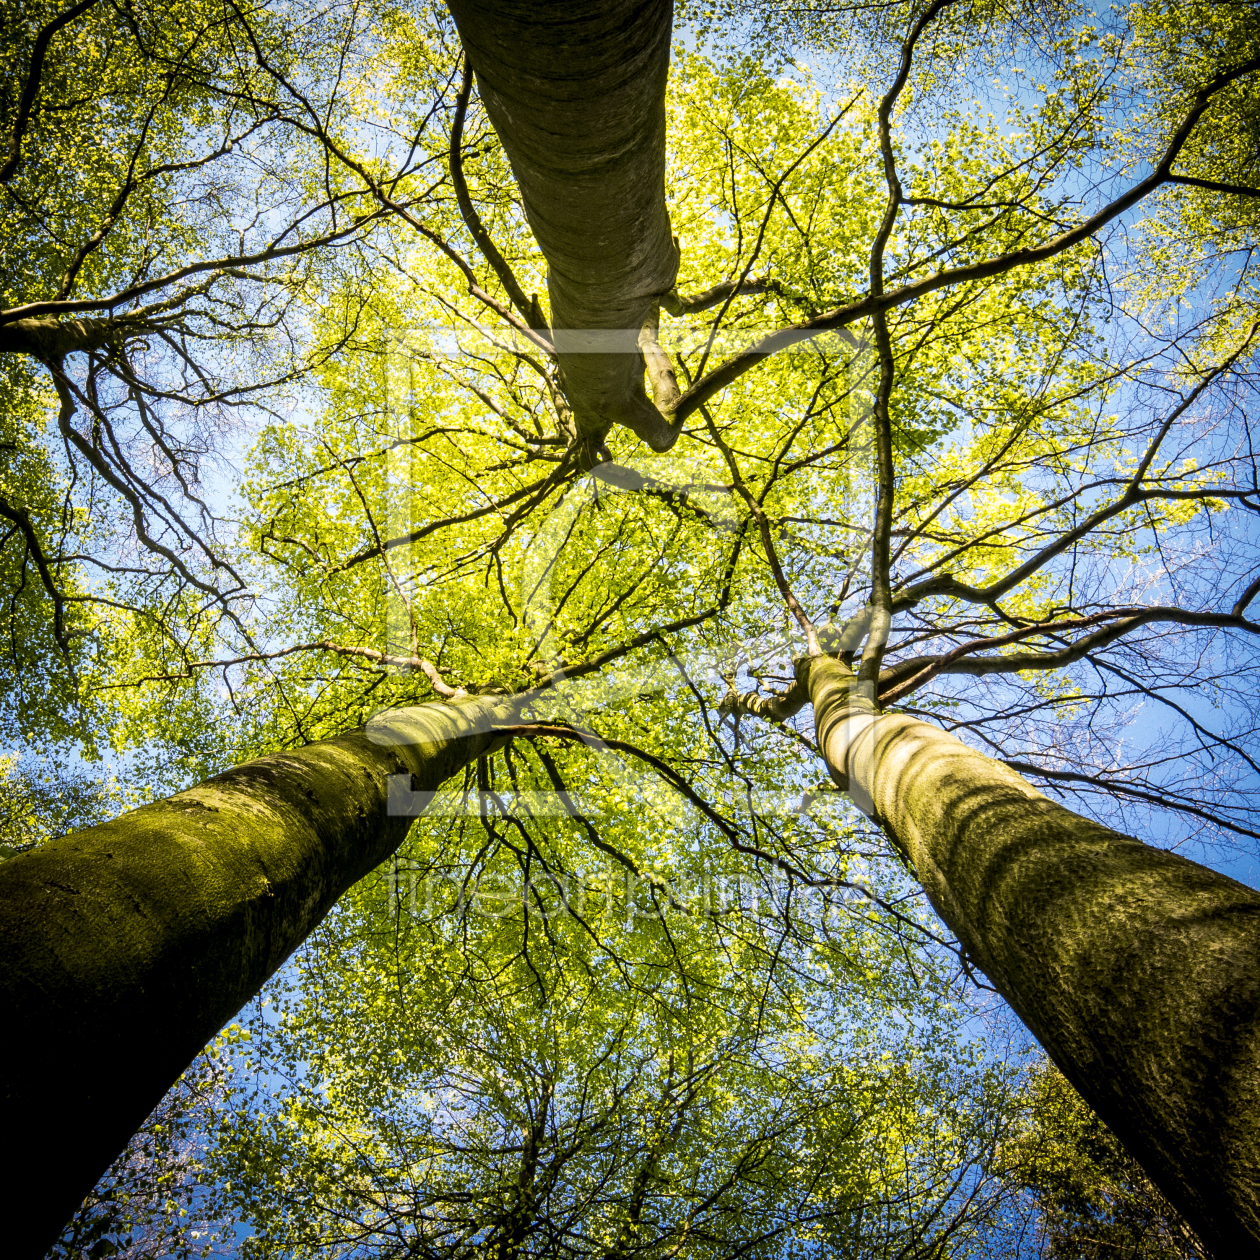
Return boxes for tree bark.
[444,0,680,452]
[0,695,514,1258]
[808,656,1260,1256]
[0,315,129,358]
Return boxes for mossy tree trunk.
[808,656,1260,1256]
[1,697,514,1259]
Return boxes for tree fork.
[807,655,1260,1255]
[0,695,516,1258]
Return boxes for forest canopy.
[2,0,1258,1255]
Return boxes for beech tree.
[3,0,1259,1254]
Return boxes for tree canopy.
[2,0,1258,1254]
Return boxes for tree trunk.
[444,0,680,451]
[0,695,514,1258]
[808,656,1260,1256]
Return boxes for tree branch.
[0,494,74,659]
[673,55,1260,419]
[333,471,565,571]
[891,326,1258,610]
[659,276,806,316]
[879,607,1260,700]
[450,55,545,330]
[700,405,819,653]
[1003,760,1260,843]
[114,640,470,694]
[0,0,101,184]
[0,206,393,327]
[1167,173,1260,199]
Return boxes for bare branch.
[1167,174,1260,199]
[700,405,819,653]
[674,56,1260,419]
[1233,571,1260,619]
[660,276,807,316]
[332,471,566,572]
[879,607,1260,700]
[0,203,392,327]
[450,55,544,329]
[1004,760,1260,843]
[117,640,469,695]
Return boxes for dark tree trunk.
[1,697,512,1258]
[0,315,129,358]
[445,0,680,451]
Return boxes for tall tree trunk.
[445,0,680,451]
[808,656,1260,1256]
[0,696,513,1258]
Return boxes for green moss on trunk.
[810,656,1260,1256]
[1,696,514,1258]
